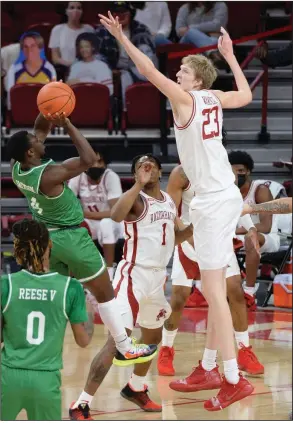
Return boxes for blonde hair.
[182,54,217,89]
[20,34,44,50]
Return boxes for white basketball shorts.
[171,241,241,288]
[113,259,171,330]
[189,184,243,270]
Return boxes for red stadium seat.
[122,83,171,131]
[1,177,24,198]
[1,12,19,46]
[2,214,32,238]
[14,2,58,16]
[227,2,262,38]
[9,84,41,127]
[70,83,113,133]
[120,177,135,192]
[24,12,61,29]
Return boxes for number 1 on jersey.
[161,223,167,245]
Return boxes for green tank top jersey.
[12,160,84,228]
[1,270,87,371]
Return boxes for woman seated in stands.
[49,1,94,79]
[67,33,113,95]
[175,1,228,66]
[6,32,56,109]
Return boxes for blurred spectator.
[95,1,157,108]
[229,150,281,308]
[6,33,56,109]
[175,2,228,65]
[67,33,113,95]
[1,43,21,91]
[68,149,123,281]
[134,2,172,46]
[255,41,292,68]
[49,1,94,78]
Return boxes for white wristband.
[238,214,256,231]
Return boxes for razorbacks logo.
[169,201,175,210]
[156,308,167,321]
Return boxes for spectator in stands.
[67,33,113,95]
[255,41,292,68]
[6,32,56,109]
[229,151,281,309]
[175,2,227,65]
[95,1,157,108]
[1,43,21,91]
[68,149,123,282]
[49,1,94,79]
[134,2,172,46]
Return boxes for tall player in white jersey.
[99,11,254,410]
[157,165,264,383]
[70,154,193,418]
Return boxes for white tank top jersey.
[243,180,279,233]
[173,89,235,195]
[123,190,177,268]
[68,169,122,213]
[178,181,195,225]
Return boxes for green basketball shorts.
[49,226,106,282]
[1,365,61,420]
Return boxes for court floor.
[19,307,292,420]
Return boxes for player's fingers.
[108,10,116,23]
[220,26,228,35]
[99,19,111,31]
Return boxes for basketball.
[37,81,76,117]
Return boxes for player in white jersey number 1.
[70,154,193,417]
[99,11,254,410]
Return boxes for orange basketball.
[37,81,76,117]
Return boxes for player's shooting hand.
[245,228,260,258]
[99,11,123,42]
[218,27,233,58]
[241,203,253,216]
[46,112,70,127]
[136,161,154,187]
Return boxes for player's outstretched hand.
[99,11,123,42]
[46,112,70,127]
[218,27,233,58]
[136,161,154,187]
[241,203,253,216]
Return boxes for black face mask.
[237,174,247,188]
[86,167,106,181]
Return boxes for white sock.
[201,348,217,371]
[73,391,93,409]
[195,280,202,292]
[243,281,255,296]
[223,358,240,385]
[162,327,178,348]
[98,299,131,353]
[107,267,114,281]
[234,330,250,349]
[129,373,146,392]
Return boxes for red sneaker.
[238,343,264,375]
[120,383,162,412]
[157,346,175,376]
[169,361,221,392]
[244,292,257,311]
[185,288,208,308]
[69,402,94,420]
[204,374,254,411]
